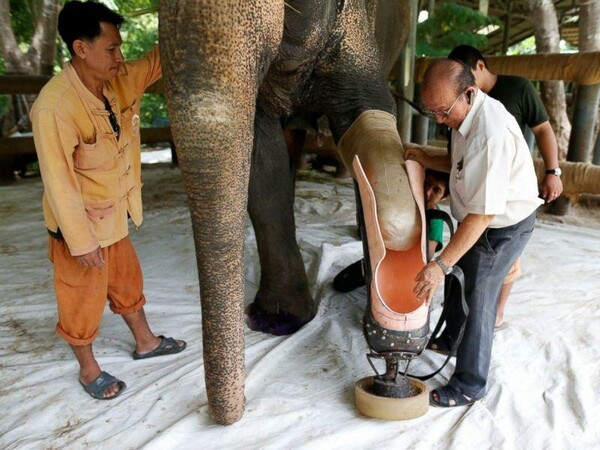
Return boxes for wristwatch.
[433,255,452,275]
[545,168,562,177]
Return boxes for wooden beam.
[0,75,50,94]
[0,127,172,158]
[0,76,165,95]
[412,52,600,85]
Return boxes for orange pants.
[49,236,146,346]
[503,258,522,284]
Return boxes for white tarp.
[1,163,598,449]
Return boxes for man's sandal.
[132,335,187,360]
[80,371,126,400]
[430,385,476,407]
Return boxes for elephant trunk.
[159,1,284,425]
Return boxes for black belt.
[47,228,64,241]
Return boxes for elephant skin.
[159,0,410,424]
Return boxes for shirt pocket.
[85,201,116,241]
[74,139,114,171]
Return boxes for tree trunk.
[528,0,571,160]
[0,0,60,181]
[0,0,60,130]
[0,0,60,75]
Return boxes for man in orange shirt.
[30,1,186,400]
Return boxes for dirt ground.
[536,196,600,231]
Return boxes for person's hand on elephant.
[404,146,429,167]
[413,261,444,304]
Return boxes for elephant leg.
[282,127,308,189]
[247,106,316,336]
[159,0,284,426]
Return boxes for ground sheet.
[1,159,598,449]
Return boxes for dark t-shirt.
[488,75,549,135]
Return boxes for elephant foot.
[246,301,316,336]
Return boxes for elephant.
[158,0,412,425]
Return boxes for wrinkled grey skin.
[159,0,408,424]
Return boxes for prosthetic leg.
[335,111,465,419]
[353,155,431,420]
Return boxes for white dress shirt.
[450,90,543,228]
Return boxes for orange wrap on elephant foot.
[353,155,428,332]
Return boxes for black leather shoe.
[333,259,365,292]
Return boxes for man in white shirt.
[405,59,542,407]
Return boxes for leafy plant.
[417,3,501,57]
[112,0,166,127]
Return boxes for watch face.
[547,168,562,176]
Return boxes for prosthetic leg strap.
[425,208,455,261]
[409,261,469,381]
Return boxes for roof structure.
[432,0,580,53]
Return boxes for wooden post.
[412,84,429,145]
[479,0,489,16]
[593,123,600,165]
[502,1,512,55]
[396,0,418,143]
[567,84,600,162]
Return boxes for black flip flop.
[132,335,187,360]
[430,385,475,407]
[80,371,126,400]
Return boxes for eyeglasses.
[424,92,464,119]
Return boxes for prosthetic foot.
[353,155,430,420]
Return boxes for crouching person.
[30,1,186,400]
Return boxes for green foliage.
[140,93,168,128]
[111,0,165,128]
[113,0,159,60]
[416,4,501,57]
[507,36,537,55]
[8,0,42,45]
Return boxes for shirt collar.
[457,87,485,139]
[64,62,117,110]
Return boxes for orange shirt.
[30,46,162,256]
